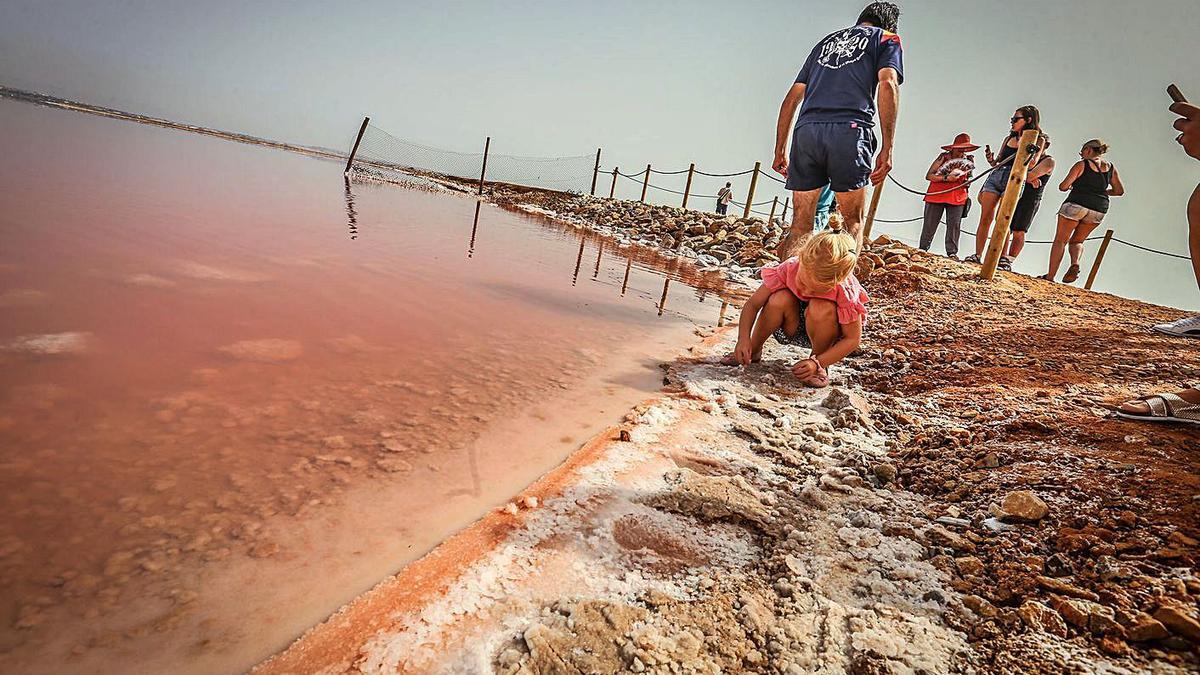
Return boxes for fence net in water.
[350,123,596,193]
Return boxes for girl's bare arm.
[1059,161,1084,192]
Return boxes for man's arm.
[870,68,900,185]
[774,83,806,175]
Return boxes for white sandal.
[1114,392,1200,425]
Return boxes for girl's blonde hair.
[797,230,858,290]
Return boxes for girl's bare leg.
[974,191,1001,258]
[722,290,800,364]
[1009,231,1026,259]
[804,298,841,354]
[1068,222,1101,265]
[1046,216,1079,279]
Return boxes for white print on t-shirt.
[817,28,870,70]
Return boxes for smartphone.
[1168,84,1187,103]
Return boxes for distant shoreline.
[0,85,347,163]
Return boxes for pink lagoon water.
[0,100,739,673]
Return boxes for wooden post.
[590,148,602,196]
[768,196,778,224]
[477,136,491,196]
[1084,229,1115,290]
[781,197,789,224]
[862,181,885,244]
[609,168,618,198]
[743,162,761,219]
[639,164,651,203]
[343,116,370,175]
[980,129,1040,280]
[682,163,695,209]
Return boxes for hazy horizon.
[2,0,1198,308]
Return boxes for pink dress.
[760,257,869,325]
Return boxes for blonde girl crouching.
[723,230,869,387]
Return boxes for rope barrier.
[695,168,756,178]
[886,154,1015,197]
[648,168,692,175]
[1111,237,1192,261]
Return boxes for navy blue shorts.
[787,122,877,193]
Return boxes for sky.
[1,0,1198,308]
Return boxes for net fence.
[350,122,595,193]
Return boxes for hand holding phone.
[1169,84,1200,160]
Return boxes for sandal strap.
[1159,393,1200,419]
[1145,395,1170,417]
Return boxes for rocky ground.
[261,183,1199,673]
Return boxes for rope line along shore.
[345,121,1196,269]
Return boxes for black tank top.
[1020,155,1053,204]
[997,136,1018,166]
[1067,160,1113,213]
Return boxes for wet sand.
[0,100,737,673]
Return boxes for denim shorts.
[979,164,1011,196]
[1058,201,1107,224]
[787,122,877,193]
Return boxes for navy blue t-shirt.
[794,25,904,127]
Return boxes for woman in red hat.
[918,133,979,258]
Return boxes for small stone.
[1044,553,1074,577]
[521,496,539,509]
[981,517,1014,533]
[925,524,975,553]
[1037,575,1100,601]
[998,490,1049,522]
[1018,600,1068,638]
[1154,606,1200,643]
[1126,616,1171,642]
[872,463,898,484]
[956,556,985,576]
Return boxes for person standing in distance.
[773,2,903,257]
[716,182,734,216]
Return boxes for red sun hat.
[941,133,981,152]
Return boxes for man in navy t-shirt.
[774,2,904,256]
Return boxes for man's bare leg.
[835,187,867,251]
[778,188,823,258]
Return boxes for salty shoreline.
[257,184,1200,673]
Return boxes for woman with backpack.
[1040,139,1125,283]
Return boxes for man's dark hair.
[857,2,900,32]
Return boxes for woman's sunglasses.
[1010,116,1026,123]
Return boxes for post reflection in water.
[657,277,671,317]
[718,300,730,327]
[344,176,359,240]
[592,241,604,279]
[466,200,482,258]
[571,235,586,286]
[619,257,633,297]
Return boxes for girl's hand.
[792,358,818,379]
[733,340,754,366]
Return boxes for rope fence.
[341,118,1193,281]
